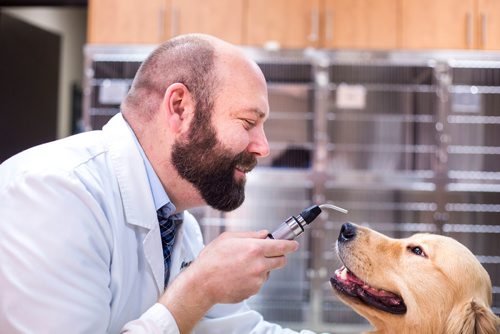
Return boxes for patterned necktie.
[156,206,180,287]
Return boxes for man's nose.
[248,126,270,158]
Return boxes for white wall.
[3,7,87,138]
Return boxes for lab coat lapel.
[142,224,164,293]
[102,113,164,295]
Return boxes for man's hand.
[158,230,299,333]
[191,230,299,303]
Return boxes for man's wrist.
[159,266,215,333]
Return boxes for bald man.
[0,35,316,334]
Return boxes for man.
[0,34,316,333]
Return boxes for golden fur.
[331,223,500,334]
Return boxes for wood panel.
[87,0,168,44]
[477,0,500,50]
[245,0,321,48]
[323,0,398,49]
[400,0,475,49]
[171,0,244,44]
[87,0,499,50]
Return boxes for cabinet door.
[245,0,321,48]
[477,0,500,50]
[400,0,475,49]
[171,0,244,44]
[87,0,168,44]
[323,0,398,49]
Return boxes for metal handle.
[325,10,334,42]
[308,7,319,42]
[158,6,165,41]
[481,13,487,48]
[466,12,473,48]
[268,216,306,240]
[171,7,179,37]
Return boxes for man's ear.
[162,83,195,134]
[445,299,499,334]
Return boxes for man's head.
[122,34,270,212]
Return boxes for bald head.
[122,34,255,122]
[120,34,270,212]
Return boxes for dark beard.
[171,117,257,212]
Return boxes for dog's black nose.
[339,223,356,242]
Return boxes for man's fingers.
[263,255,288,271]
[219,230,269,240]
[261,239,299,258]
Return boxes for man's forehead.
[248,107,267,119]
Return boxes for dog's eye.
[408,246,427,257]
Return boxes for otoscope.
[267,204,348,240]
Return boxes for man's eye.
[242,119,256,128]
[408,246,427,257]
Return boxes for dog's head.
[330,223,499,334]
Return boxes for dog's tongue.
[336,266,401,299]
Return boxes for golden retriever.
[330,222,500,334]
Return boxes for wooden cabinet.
[87,0,500,51]
[401,0,476,49]
[87,0,243,44]
[401,0,500,50]
[477,0,500,50]
[245,0,321,48]
[171,0,244,44]
[245,0,397,49]
[322,0,398,49]
[87,0,168,44]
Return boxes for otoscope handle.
[267,216,305,240]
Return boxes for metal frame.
[83,46,500,333]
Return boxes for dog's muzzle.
[331,223,407,315]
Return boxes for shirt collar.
[124,119,177,216]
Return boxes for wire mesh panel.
[259,83,315,169]
[446,61,500,315]
[83,47,500,332]
[83,46,153,131]
[326,63,437,174]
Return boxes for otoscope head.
[300,205,322,225]
[268,203,348,240]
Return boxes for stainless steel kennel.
[83,46,500,333]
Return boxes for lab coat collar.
[102,113,157,229]
[102,113,164,293]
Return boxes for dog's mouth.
[330,266,407,315]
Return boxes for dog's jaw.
[330,266,407,315]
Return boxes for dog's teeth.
[340,267,348,280]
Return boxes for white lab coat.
[0,114,316,334]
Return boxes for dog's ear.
[445,299,499,334]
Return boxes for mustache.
[233,151,258,172]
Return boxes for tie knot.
[156,203,175,220]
